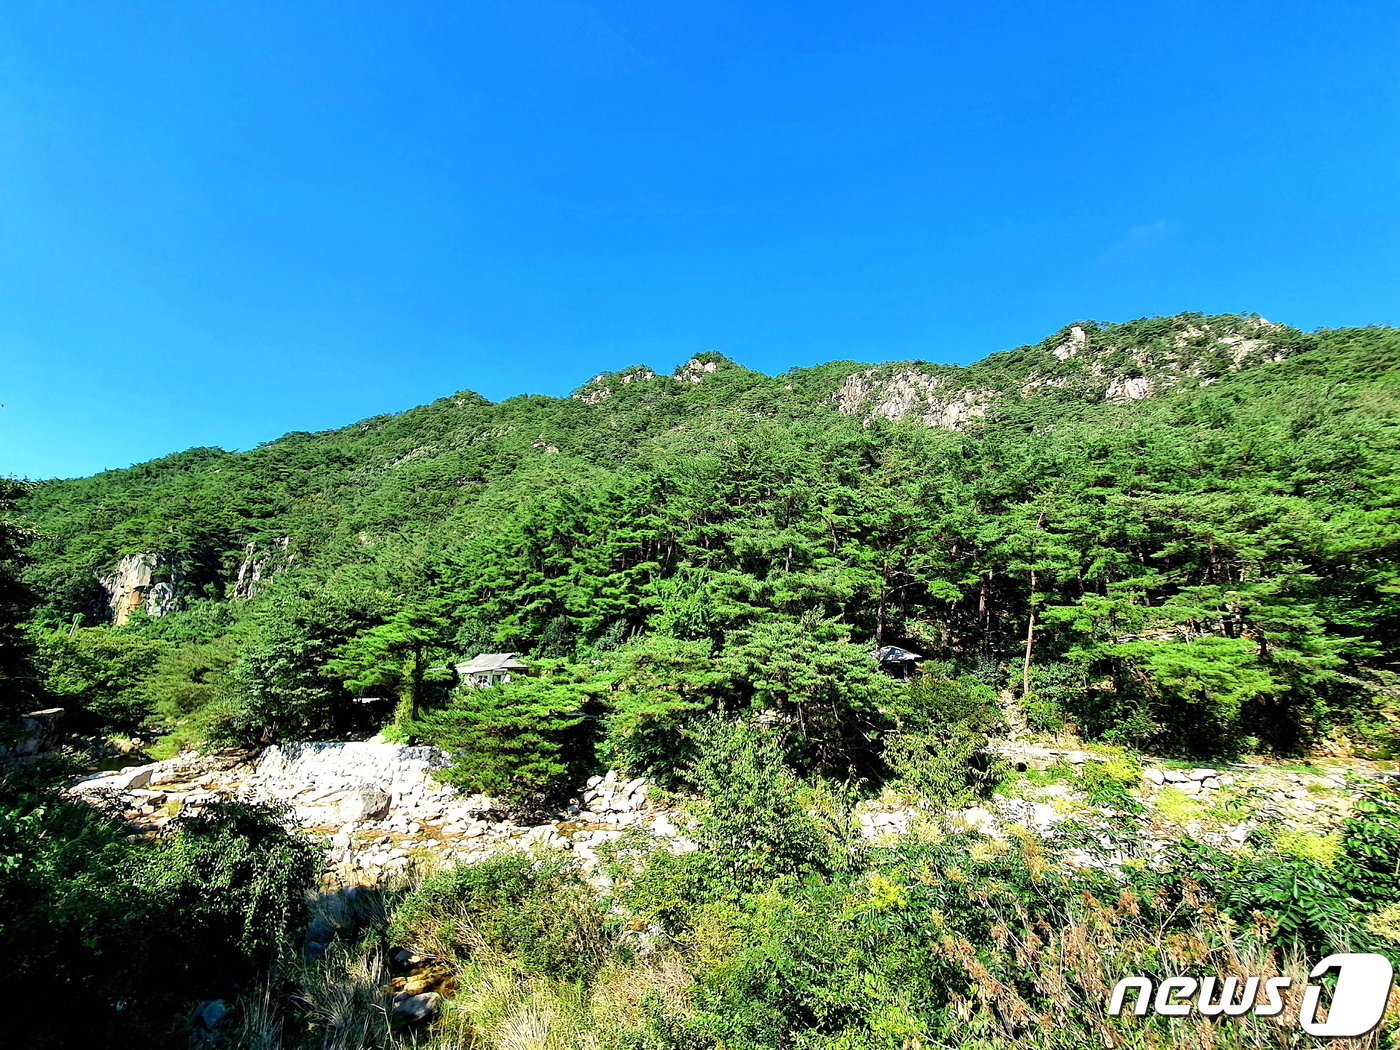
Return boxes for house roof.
[456,652,528,674]
[875,645,922,663]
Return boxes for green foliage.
[0,478,39,721]
[1336,782,1400,908]
[1273,827,1342,868]
[32,624,171,731]
[717,616,899,776]
[1077,749,1143,810]
[154,799,320,955]
[388,852,610,981]
[1134,836,1370,959]
[145,634,241,754]
[881,671,1007,806]
[328,592,456,725]
[1153,784,1205,824]
[0,777,318,1049]
[412,660,599,805]
[610,836,725,934]
[18,315,1400,765]
[597,635,728,783]
[684,717,833,893]
[217,587,382,744]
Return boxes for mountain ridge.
[16,311,1396,641]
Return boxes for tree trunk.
[1022,567,1038,696]
[407,646,424,722]
[1022,510,1047,696]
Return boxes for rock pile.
[66,741,695,885]
[580,770,648,819]
[64,737,1379,888]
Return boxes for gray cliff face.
[233,536,295,600]
[96,553,184,625]
[831,317,1293,428]
[831,370,994,429]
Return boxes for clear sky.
[2,1,1396,480]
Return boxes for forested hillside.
[18,313,1400,773]
[8,312,1400,1049]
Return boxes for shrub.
[0,779,318,1049]
[1274,828,1343,869]
[1337,781,1400,910]
[143,798,322,969]
[388,853,611,981]
[1077,749,1143,810]
[881,671,1007,807]
[32,626,172,732]
[684,717,832,894]
[1154,784,1205,824]
[613,840,725,935]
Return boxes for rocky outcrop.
[1033,318,1291,405]
[574,366,662,404]
[67,735,1376,891]
[833,317,1297,429]
[0,707,65,763]
[832,370,994,429]
[232,536,294,600]
[675,357,719,384]
[1049,325,1091,361]
[253,740,450,788]
[576,357,728,403]
[97,553,184,625]
[67,741,696,887]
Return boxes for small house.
[455,652,528,688]
[874,645,922,680]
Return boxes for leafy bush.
[388,852,611,981]
[1336,782,1400,909]
[1077,749,1143,810]
[1153,784,1205,824]
[1142,838,1367,959]
[882,671,1007,806]
[143,798,321,968]
[684,717,833,894]
[1274,828,1342,868]
[0,776,318,1049]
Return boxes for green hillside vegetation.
[6,312,1400,1047]
[16,313,1400,778]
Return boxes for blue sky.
[2,1,1396,479]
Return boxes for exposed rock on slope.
[575,366,661,405]
[96,552,184,624]
[832,370,994,428]
[232,535,295,599]
[65,736,1382,891]
[70,741,695,886]
[1040,317,1291,405]
[832,315,1298,428]
[574,353,739,403]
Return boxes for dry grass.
[415,948,696,1050]
[932,860,1400,1049]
